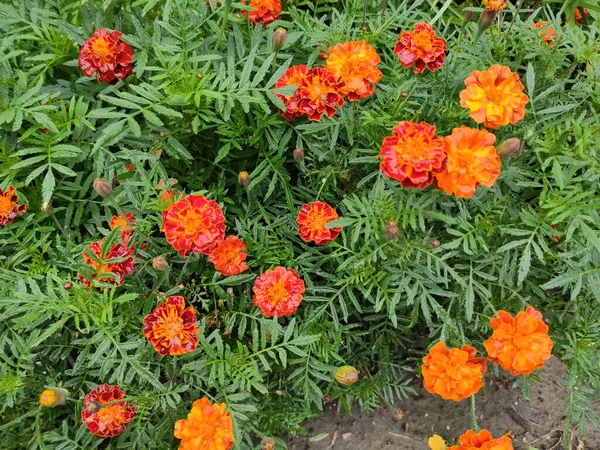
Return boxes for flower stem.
[470,395,480,431]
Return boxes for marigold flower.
[81,384,136,438]
[124,164,135,171]
[534,20,558,46]
[575,8,590,25]
[275,65,311,120]
[447,429,513,450]
[482,0,507,12]
[162,194,226,256]
[297,68,345,121]
[324,40,382,101]
[253,266,305,317]
[434,126,500,199]
[39,387,68,407]
[242,0,282,27]
[110,212,135,244]
[77,241,135,288]
[174,397,234,450]
[459,64,529,129]
[483,306,553,376]
[0,186,26,226]
[208,236,249,276]
[78,29,134,84]
[143,296,199,356]
[429,434,447,450]
[394,22,447,73]
[378,121,446,188]
[422,342,487,402]
[296,201,341,245]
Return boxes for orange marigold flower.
[422,342,487,402]
[378,121,446,188]
[110,212,135,244]
[483,306,553,376]
[0,186,26,226]
[297,68,345,121]
[78,29,134,84]
[162,194,226,256]
[124,164,135,171]
[447,429,513,450]
[143,296,199,356]
[208,236,249,276]
[77,241,135,288]
[575,7,590,25]
[296,201,341,245]
[482,0,507,12]
[534,20,558,46]
[242,0,282,27]
[81,384,136,438]
[275,64,311,120]
[324,40,382,101]
[174,397,234,450]
[460,64,529,129]
[435,126,500,199]
[253,266,305,317]
[394,22,447,73]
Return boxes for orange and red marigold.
[533,20,558,46]
[143,296,199,356]
[459,64,529,129]
[78,241,135,288]
[78,29,134,84]
[394,22,447,73]
[174,397,234,450]
[81,384,136,438]
[253,266,305,317]
[482,0,507,12]
[324,40,382,101]
[448,429,513,450]
[0,186,26,226]
[575,7,590,25]
[208,235,249,276]
[435,126,501,199]
[162,194,226,256]
[422,342,487,402]
[378,121,446,189]
[242,0,282,27]
[483,306,553,376]
[296,201,341,245]
[110,212,135,244]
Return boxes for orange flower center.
[412,30,434,52]
[265,281,289,306]
[91,37,113,59]
[0,196,12,216]
[95,404,126,427]
[161,314,185,339]
[180,210,206,235]
[112,217,130,230]
[304,210,330,231]
[40,390,58,406]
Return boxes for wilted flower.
[334,365,359,385]
[78,29,134,84]
[253,267,305,317]
[174,398,234,450]
[152,256,169,271]
[447,429,513,450]
[238,171,251,187]
[384,220,399,240]
[296,201,341,245]
[273,27,287,51]
[0,186,27,226]
[77,241,135,288]
[39,387,68,407]
[242,0,282,27]
[81,384,136,438]
[262,437,276,450]
[393,22,447,73]
[208,236,249,276]
[93,178,113,198]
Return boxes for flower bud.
[334,365,359,386]
[238,171,251,187]
[431,239,441,248]
[275,389,283,396]
[273,28,287,52]
[85,400,101,414]
[152,256,169,271]
[63,281,73,290]
[93,178,112,198]
[464,9,473,22]
[262,438,276,450]
[477,10,497,35]
[41,203,53,213]
[384,220,399,241]
[152,147,163,160]
[293,147,304,163]
[39,387,69,407]
[401,91,408,98]
[496,137,521,159]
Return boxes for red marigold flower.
[435,126,500,199]
[0,186,26,226]
[296,201,341,245]
[447,429,513,450]
[174,397,234,450]
[483,306,553,376]
[78,29,134,84]
[81,384,136,438]
[324,40,382,101]
[77,241,135,288]
[460,64,529,129]
[394,22,447,73]
[124,164,135,171]
[482,0,507,12]
[534,20,559,46]
[253,266,305,317]
[208,236,249,276]
[242,0,282,27]
[422,342,487,402]
[109,212,135,244]
[162,194,226,256]
[143,296,199,356]
[575,7,590,25]
[275,65,310,120]
[378,121,446,188]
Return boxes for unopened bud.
[63,281,73,290]
[334,365,359,386]
[384,220,399,241]
[293,147,304,163]
[262,438,276,450]
[496,137,522,159]
[39,387,69,407]
[477,10,497,35]
[401,91,408,98]
[152,148,163,160]
[196,72,203,79]
[41,203,53,213]
[275,390,283,396]
[85,400,101,414]
[93,178,112,198]
[273,28,287,52]
[227,287,234,295]
[153,256,169,271]
[431,239,441,248]
[464,9,473,21]
[238,171,251,187]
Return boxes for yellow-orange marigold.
[208,235,249,276]
[174,397,234,450]
[253,266,305,317]
[482,0,507,12]
[394,22,447,73]
[534,20,558,46]
[242,0,282,27]
[422,342,487,402]
[324,40,382,101]
[483,306,553,376]
[0,186,26,226]
[448,429,513,450]
[110,212,135,244]
[459,64,529,129]
[296,201,341,245]
[162,194,226,256]
[435,126,500,199]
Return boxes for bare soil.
[286,357,600,450]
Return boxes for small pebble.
[342,433,352,440]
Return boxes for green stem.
[470,395,479,431]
